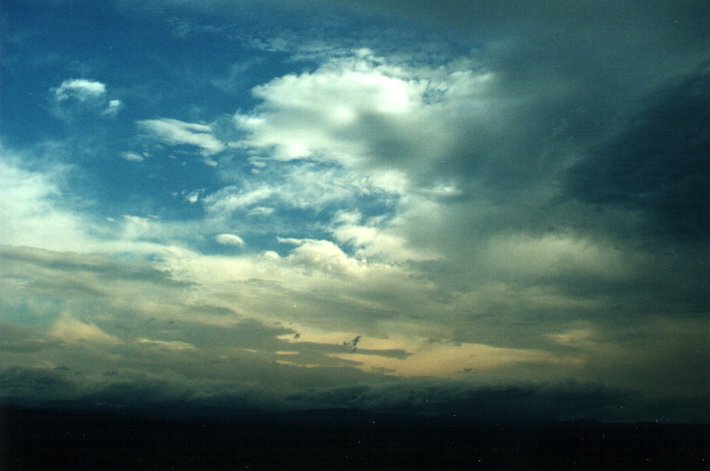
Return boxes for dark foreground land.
[1,405,708,470]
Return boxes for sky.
[0,0,708,422]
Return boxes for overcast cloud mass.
[0,0,708,422]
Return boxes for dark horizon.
[3,402,708,470]
[2,379,709,425]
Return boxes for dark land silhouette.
[1,403,708,470]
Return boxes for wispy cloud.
[138,118,225,155]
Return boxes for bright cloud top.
[232,51,489,176]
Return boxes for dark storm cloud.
[567,64,710,241]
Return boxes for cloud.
[50,313,121,345]
[207,186,274,213]
[215,233,245,247]
[138,118,226,155]
[330,211,434,262]
[248,206,274,217]
[206,160,402,220]
[219,49,506,266]
[337,340,577,378]
[184,189,203,204]
[278,237,364,276]
[102,99,124,116]
[121,214,154,240]
[54,79,106,102]
[0,146,91,251]
[3,0,709,421]
[121,151,145,162]
[0,367,78,404]
[231,50,488,180]
[476,233,625,282]
[1,146,194,255]
[0,198,707,416]
[0,244,405,406]
[52,79,123,117]
[136,337,197,352]
[566,64,710,241]
[0,324,59,354]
